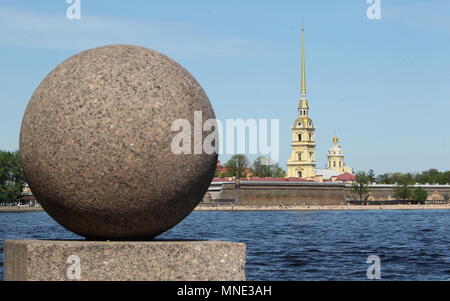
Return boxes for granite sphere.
[20,45,217,239]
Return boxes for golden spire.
[298,18,309,112]
[300,18,306,98]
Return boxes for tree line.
[376,169,450,185]
[215,154,286,178]
[350,169,449,202]
[0,150,26,202]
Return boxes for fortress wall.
[217,183,239,201]
[211,182,450,205]
[217,182,347,205]
[345,187,394,201]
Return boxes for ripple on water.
[2,210,450,280]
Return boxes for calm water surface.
[1,210,450,281]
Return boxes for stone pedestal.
[4,240,246,281]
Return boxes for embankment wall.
[207,182,450,205]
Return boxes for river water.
[1,210,450,281]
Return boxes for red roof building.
[335,172,356,182]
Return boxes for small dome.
[328,136,343,155]
[328,145,343,156]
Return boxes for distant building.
[335,172,356,184]
[286,24,353,182]
[215,160,228,176]
[315,169,341,181]
[327,136,353,174]
[287,24,316,179]
[17,183,37,206]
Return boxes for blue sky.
[1,0,450,174]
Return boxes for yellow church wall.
[286,25,352,180]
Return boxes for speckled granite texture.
[20,45,217,239]
[4,240,246,281]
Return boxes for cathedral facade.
[287,25,352,179]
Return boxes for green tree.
[224,154,249,179]
[417,169,443,184]
[393,175,414,201]
[0,182,21,203]
[272,166,286,178]
[350,171,370,202]
[392,172,414,185]
[252,156,286,178]
[412,187,428,202]
[443,171,450,185]
[252,156,273,178]
[376,173,392,184]
[367,169,376,184]
[377,170,450,185]
[0,150,25,203]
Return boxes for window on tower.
[309,133,313,141]
[298,171,303,178]
[298,134,302,142]
[333,161,336,167]
[298,153,302,161]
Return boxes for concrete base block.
[4,240,246,281]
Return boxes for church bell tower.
[287,22,316,178]
[327,135,353,174]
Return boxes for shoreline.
[0,206,44,212]
[195,204,450,211]
[2,204,450,213]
